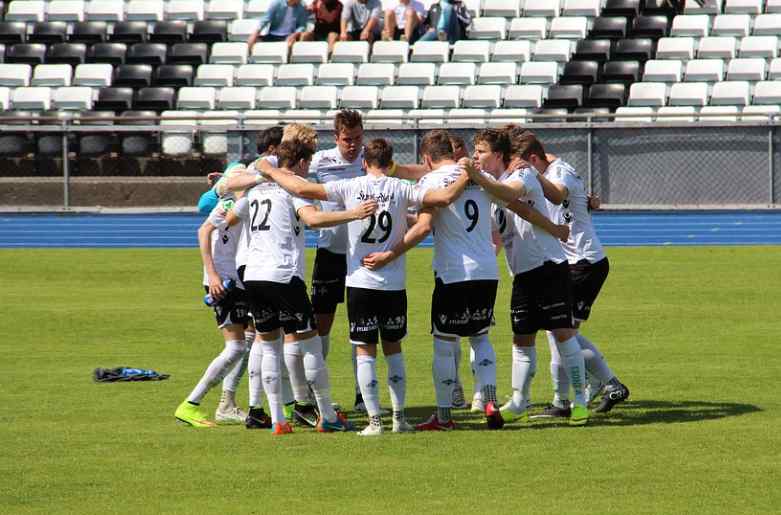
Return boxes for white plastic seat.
[257,86,297,109]
[397,62,436,85]
[411,41,450,63]
[447,108,488,128]
[339,86,379,109]
[769,57,781,79]
[316,63,355,86]
[525,0,559,17]
[478,62,517,84]
[656,106,699,121]
[32,64,72,87]
[0,64,32,87]
[250,42,288,64]
[74,63,112,86]
[194,64,235,86]
[768,0,781,14]
[166,0,204,21]
[643,60,683,82]
[684,0,722,14]
[710,80,750,105]
[698,37,738,59]
[753,14,781,36]
[244,0,271,18]
[291,42,329,64]
[628,82,668,107]
[177,86,216,108]
[549,17,589,40]
[210,42,249,64]
[492,40,532,62]
[670,15,710,37]
[657,37,696,60]
[200,111,237,154]
[409,108,446,128]
[48,0,86,21]
[421,85,460,108]
[562,0,601,17]
[468,18,507,40]
[724,0,762,14]
[86,0,124,21]
[160,110,196,156]
[739,36,779,58]
[742,104,781,119]
[503,84,544,107]
[126,0,164,21]
[614,106,655,122]
[229,19,261,42]
[438,62,476,85]
[669,82,710,106]
[356,63,395,86]
[726,58,766,81]
[509,18,548,40]
[712,15,751,37]
[331,41,370,63]
[452,41,492,63]
[488,108,530,126]
[11,87,52,109]
[364,109,414,129]
[370,41,409,63]
[298,86,338,109]
[380,86,420,109]
[752,81,781,104]
[275,64,315,86]
[206,0,242,20]
[699,105,740,121]
[463,85,502,108]
[520,61,559,84]
[236,64,275,86]
[6,1,46,22]
[685,59,725,82]
[0,88,9,110]
[533,40,572,62]
[281,109,330,126]
[53,86,92,110]
[482,0,520,18]
[242,109,282,128]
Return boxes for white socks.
[260,335,285,424]
[248,339,264,408]
[453,338,462,385]
[547,332,570,408]
[352,344,361,396]
[470,334,497,404]
[511,344,536,410]
[557,336,587,406]
[283,341,310,403]
[299,335,338,422]
[433,338,456,409]
[577,333,615,384]
[222,330,253,394]
[187,339,246,404]
[356,353,381,417]
[385,352,406,415]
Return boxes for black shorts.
[244,277,317,334]
[313,23,339,40]
[347,287,407,344]
[510,261,574,335]
[204,285,251,329]
[431,278,498,337]
[311,248,346,314]
[569,257,609,321]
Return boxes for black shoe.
[538,404,572,418]
[354,393,366,413]
[595,383,630,413]
[293,402,319,427]
[245,407,272,429]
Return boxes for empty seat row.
[669,14,781,38]
[644,57,781,81]
[627,80,781,106]
[588,14,672,39]
[572,38,657,61]
[0,42,209,65]
[656,35,781,59]
[0,84,182,110]
[616,105,780,121]
[480,0,604,18]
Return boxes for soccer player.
[260,137,470,435]
[509,132,630,416]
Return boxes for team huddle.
[173,110,630,436]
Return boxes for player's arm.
[420,170,470,207]
[465,164,526,204]
[392,162,428,181]
[505,200,569,242]
[197,219,226,300]
[264,167,329,201]
[362,208,434,270]
[537,173,568,206]
[297,201,377,228]
[492,229,503,256]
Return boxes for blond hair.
[282,123,318,153]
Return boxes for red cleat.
[271,421,293,435]
[415,414,456,431]
[485,401,505,430]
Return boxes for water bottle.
[204,279,236,307]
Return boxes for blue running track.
[0,211,779,248]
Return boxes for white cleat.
[215,405,248,425]
[358,424,384,437]
[470,393,485,413]
[392,420,415,433]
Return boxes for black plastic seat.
[631,15,670,38]
[612,38,655,61]
[109,21,149,44]
[642,0,676,15]
[590,17,629,39]
[167,43,208,65]
[150,21,188,44]
[5,43,47,65]
[602,60,641,85]
[0,22,27,44]
[126,43,167,66]
[0,44,5,63]
[544,85,584,109]
[46,43,87,65]
[572,107,613,121]
[87,43,127,65]
[602,0,640,17]
[35,110,72,156]
[587,83,627,109]
[28,22,68,44]
[133,87,175,111]
[94,87,134,111]
[114,64,153,88]
[153,64,193,87]
[69,22,108,44]
[559,60,600,86]
[189,20,227,43]
[0,110,33,156]
[573,39,612,62]
[529,108,570,123]
[119,110,159,155]
[76,110,116,156]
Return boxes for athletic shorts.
[347,287,407,344]
[431,278,498,337]
[510,261,574,335]
[204,285,251,329]
[244,277,317,334]
[311,248,347,314]
[569,257,610,322]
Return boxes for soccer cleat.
[470,393,485,413]
[283,402,294,422]
[293,402,319,427]
[245,407,273,429]
[499,401,529,424]
[358,424,384,437]
[175,401,217,428]
[595,383,630,413]
[536,404,572,419]
[271,421,294,435]
[392,419,415,433]
[485,401,505,430]
[215,405,248,425]
[317,412,355,433]
[585,380,605,405]
[569,404,589,426]
[415,414,456,431]
[452,383,467,409]
[353,393,366,413]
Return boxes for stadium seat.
[177,86,215,108]
[560,60,600,85]
[612,38,655,61]
[615,106,655,122]
[741,104,781,120]
[94,86,133,110]
[412,41,449,63]
[379,86,418,109]
[397,62,436,86]
[769,57,781,79]
[452,41,491,63]
[109,22,149,44]
[32,64,72,86]
[86,0,124,21]
[563,0,602,17]
[751,81,781,104]
[438,62,476,85]
[167,0,205,21]
[200,110,237,155]
[488,108,531,126]
[117,110,158,155]
[160,110,196,155]
[363,108,413,129]
[34,110,71,156]
[257,86,296,109]
[291,42,328,64]
[331,42,369,63]
[724,0,762,14]
[482,0,520,17]
[11,86,51,109]
[643,60,683,82]
[656,105,698,121]
[0,22,27,45]
[356,63,395,86]
[53,86,93,110]
[299,86,338,109]
[69,22,108,44]
[75,110,116,156]
[127,0,165,21]
[670,15,710,38]
[210,42,248,64]
[87,43,127,65]
[684,0,722,14]
[699,105,740,121]
[712,15,751,37]
[753,15,781,36]
[533,40,573,62]
[48,0,86,21]
[218,87,255,109]
[550,17,589,40]
[727,58,766,81]
[602,0,640,18]
[710,81,750,106]
[167,43,209,66]
[244,0,272,18]
[504,85,545,108]
[113,64,153,88]
[602,60,641,85]
[587,83,626,108]
[47,43,87,66]
[0,63,31,86]
[631,15,671,38]
[544,84,584,109]
[420,85,460,108]
[6,1,46,23]
[126,43,167,65]
[508,18,547,40]
[228,19,260,42]
[153,64,193,87]
[243,109,284,128]
[0,88,11,110]
[739,36,779,58]
[492,41,532,63]
[340,85,379,109]
[768,0,781,13]
[669,82,709,105]
[627,82,668,106]
[656,37,695,60]
[478,63,517,85]
[249,42,287,64]
[28,22,68,44]
[525,0,559,17]
[0,110,33,155]
[276,63,315,86]
[193,64,234,86]
[281,109,330,126]
[6,44,47,65]
[590,17,629,39]
[447,109,488,128]
[574,39,611,62]
[317,63,355,85]
[74,63,113,86]
[206,0,243,20]
[468,18,508,40]
[370,41,409,63]
[134,86,175,110]
[150,21,188,44]
[190,21,228,43]
[520,61,560,84]
[698,37,738,59]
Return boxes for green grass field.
[1,246,780,514]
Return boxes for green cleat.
[569,404,589,426]
[499,401,529,424]
[283,402,295,422]
[175,401,217,428]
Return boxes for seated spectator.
[419,0,471,44]
[247,0,309,50]
[382,0,425,43]
[302,0,343,52]
[340,0,383,43]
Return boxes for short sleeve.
[400,181,426,209]
[292,196,315,213]
[232,197,250,220]
[341,0,352,20]
[324,179,350,204]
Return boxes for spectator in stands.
[340,0,383,43]
[382,0,426,43]
[247,0,309,51]
[303,0,344,52]
[419,0,471,44]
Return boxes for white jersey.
[491,202,516,277]
[502,167,567,275]
[325,174,425,291]
[232,196,251,270]
[544,159,606,264]
[242,181,314,284]
[202,199,242,286]
[417,164,498,284]
[309,146,365,254]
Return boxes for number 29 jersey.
[417,164,498,284]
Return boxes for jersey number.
[495,209,507,234]
[361,211,392,244]
[464,200,479,232]
[250,199,272,232]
